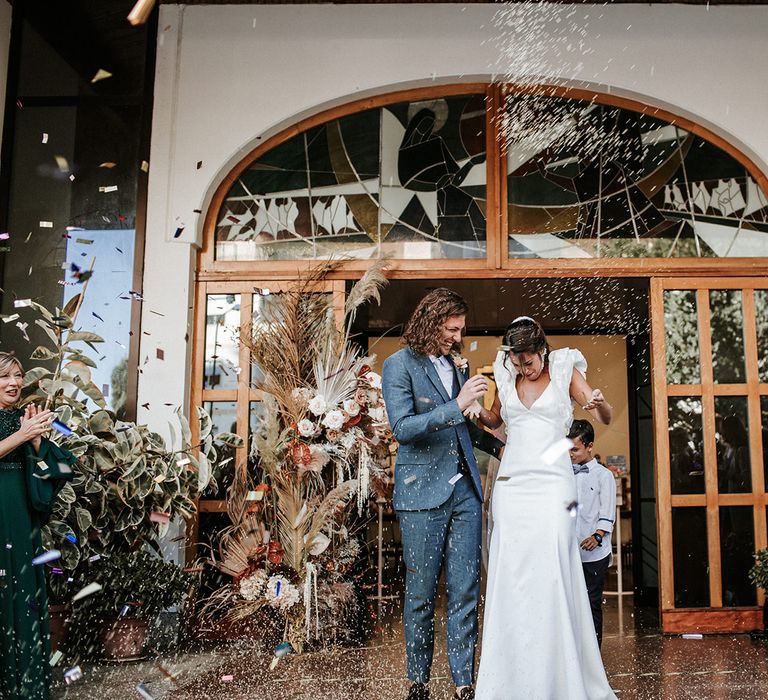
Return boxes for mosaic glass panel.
[504,94,768,259]
[216,95,487,260]
[201,401,238,499]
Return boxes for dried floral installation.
[199,261,393,651]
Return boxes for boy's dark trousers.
[582,554,611,647]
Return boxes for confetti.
[176,457,191,467]
[14,299,31,307]
[75,238,93,245]
[140,160,149,172]
[246,490,263,502]
[1,314,19,323]
[404,475,417,484]
[150,512,170,523]
[49,650,63,667]
[99,162,117,169]
[173,227,184,238]
[220,675,234,683]
[91,69,113,83]
[99,185,118,193]
[72,582,102,602]
[274,641,292,657]
[39,221,53,228]
[0,232,9,240]
[566,500,580,518]
[65,533,77,543]
[42,133,48,144]
[448,473,463,485]
[469,341,478,351]
[89,554,101,562]
[64,665,83,683]
[682,633,703,639]
[156,348,165,360]
[136,682,155,700]
[92,311,105,321]
[51,419,73,436]
[32,550,61,565]
[54,155,69,172]
[127,0,155,26]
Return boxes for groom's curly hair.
[401,288,469,356]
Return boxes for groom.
[382,288,500,700]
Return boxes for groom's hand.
[457,374,488,411]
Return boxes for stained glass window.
[504,94,768,259]
[216,95,488,261]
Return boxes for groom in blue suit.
[382,288,501,700]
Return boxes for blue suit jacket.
[382,347,500,511]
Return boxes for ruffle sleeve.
[493,350,516,424]
[549,347,588,394]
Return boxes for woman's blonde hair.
[0,352,23,376]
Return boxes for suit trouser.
[397,473,482,687]
[582,553,611,647]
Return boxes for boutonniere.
[451,352,469,372]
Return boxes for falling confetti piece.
[682,633,703,639]
[54,155,69,172]
[39,221,53,228]
[156,348,165,360]
[448,473,463,485]
[41,133,48,144]
[127,0,156,26]
[1,314,19,323]
[0,232,9,240]
[173,227,184,238]
[176,457,191,467]
[14,299,31,308]
[92,311,104,321]
[32,550,61,565]
[49,650,63,667]
[99,185,118,193]
[269,657,280,671]
[99,162,117,169]
[274,641,292,657]
[75,238,93,244]
[150,512,170,523]
[91,69,113,83]
[64,665,83,683]
[88,554,101,563]
[566,500,580,518]
[404,475,417,484]
[140,160,149,172]
[65,533,77,543]
[136,682,155,700]
[220,675,234,683]
[51,419,73,436]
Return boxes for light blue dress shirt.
[429,354,455,397]
[573,457,616,563]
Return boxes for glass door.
[651,278,768,632]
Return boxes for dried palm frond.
[273,478,312,572]
[343,257,389,328]
[313,340,358,410]
[216,515,267,577]
[304,479,357,547]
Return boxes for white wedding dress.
[475,348,616,700]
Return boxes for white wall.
[139,2,768,431]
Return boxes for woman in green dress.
[0,352,54,700]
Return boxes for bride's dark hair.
[502,317,550,369]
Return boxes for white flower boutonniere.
[451,352,469,373]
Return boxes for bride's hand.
[582,390,604,411]
[462,400,482,420]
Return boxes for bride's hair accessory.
[510,315,535,324]
[499,344,512,352]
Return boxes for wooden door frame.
[650,277,768,633]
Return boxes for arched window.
[211,86,768,264]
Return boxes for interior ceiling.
[356,278,650,336]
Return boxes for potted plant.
[8,294,241,656]
[81,551,195,660]
[749,548,768,632]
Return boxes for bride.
[473,317,616,700]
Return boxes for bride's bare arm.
[569,369,612,425]
[476,393,503,430]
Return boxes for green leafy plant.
[2,292,244,602]
[749,548,768,592]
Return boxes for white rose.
[368,406,387,422]
[343,399,361,417]
[366,371,382,389]
[297,419,316,437]
[322,410,345,431]
[308,395,327,416]
[366,390,380,405]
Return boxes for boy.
[568,419,616,648]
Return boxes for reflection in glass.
[672,507,709,608]
[216,95,487,261]
[250,292,282,386]
[663,291,700,384]
[202,401,238,499]
[204,294,241,391]
[668,398,704,495]
[756,291,768,382]
[715,396,751,493]
[720,506,756,607]
[709,290,746,383]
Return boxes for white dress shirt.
[573,458,616,563]
[429,354,455,398]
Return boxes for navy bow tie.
[573,464,590,475]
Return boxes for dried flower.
[354,388,368,406]
[322,410,345,431]
[326,429,340,442]
[365,371,382,389]
[368,406,387,423]
[343,399,360,417]
[297,419,316,437]
[239,569,268,601]
[308,395,328,416]
[265,574,300,610]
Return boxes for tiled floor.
[52,600,768,700]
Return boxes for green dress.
[0,408,51,700]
